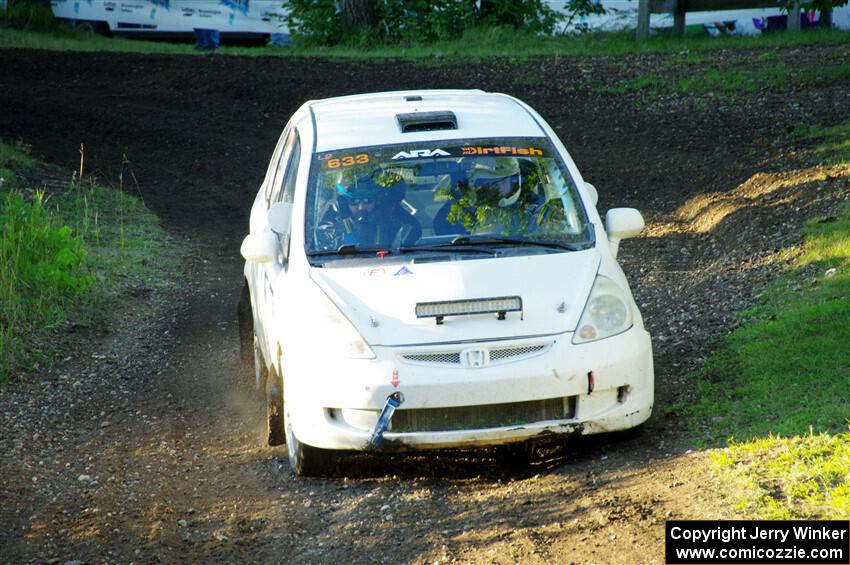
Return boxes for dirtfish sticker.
[220,0,249,15]
[462,146,544,156]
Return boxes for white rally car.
[239,90,653,476]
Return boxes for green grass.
[689,207,850,443]
[619,58,850,97]
[1,24,850,62]
[794,121,850,166]
[681,123,850,518]
[0,139,34,187]
[693,207,850,518]
[713,432,850,518]
[0,142,171,383]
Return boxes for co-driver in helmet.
[317,173,421,250]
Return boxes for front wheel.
[284,403,334,477]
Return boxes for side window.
[268,128,298,205]
[279,134,301,205]
[263,126,290,204]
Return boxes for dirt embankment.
[0,44,848,564]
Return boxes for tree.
[338,0,377,29]
[792,0,849,27]
[2,0,56,31]
[282,0,605,45]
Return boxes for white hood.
[309,251,601,346]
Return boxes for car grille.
[389,396,576,433]
[402,351,462,365]
[489,345,546,362]
[401,344,548,366]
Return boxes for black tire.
[266,366,285,446]
[73,20,110,36]
[284,402,334,477]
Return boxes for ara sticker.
[391,370,400,388]
[391,149,451,160]
[394,266,413,276]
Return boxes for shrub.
[0,1,57,32]
[280,0,595,45]
[0,190,94,380]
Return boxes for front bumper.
[284,326,653,451]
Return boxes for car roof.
[307,90,546,152]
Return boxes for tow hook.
[369,392,404,448]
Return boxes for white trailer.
[49,0,289,43]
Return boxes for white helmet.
[467,157,522,207]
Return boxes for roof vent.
[404,95,422,102]
[396,111,458,133]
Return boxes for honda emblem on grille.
[462,348,488,368]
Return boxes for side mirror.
[240,230,279,264]
[605,208,644,258]
[584,182,599,206]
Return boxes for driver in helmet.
[433,157,523,235]
[469,157,522,208]
[317,174,421,250]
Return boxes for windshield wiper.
[449,235,592,252]
[396,243,498,256]
[307,244,388,257]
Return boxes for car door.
[247,125,292,358]
[253,127,301,365]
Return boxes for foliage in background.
[2,22,850,62]
[794,0,849,11]
[562,0,607,32]
[0,141,170,383]
[0,0,57,32]
[280,0,604,45]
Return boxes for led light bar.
[415,296,522,325]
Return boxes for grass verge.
[1,24,849,62]
[794,121,850,166]
[614,57,850,99]
[0,141,173,383]
[712,432,849,518]
[683,125,850,518]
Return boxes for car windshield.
[304,137,592,258]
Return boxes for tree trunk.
[820,5,833,28]
[338,0,377,29]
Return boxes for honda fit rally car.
[239,90,653,476]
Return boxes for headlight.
[572,275,633,344]
[315,290,376,359]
